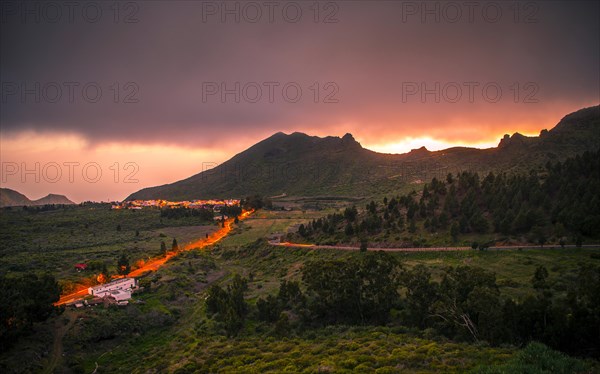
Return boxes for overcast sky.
[1,1,599,201]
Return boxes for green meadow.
[0,204,218,284]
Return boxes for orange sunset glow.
[2,2,598,202]
[0,103,591,202]
[1,1,599,372]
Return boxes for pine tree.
[100,264,110,283]
[409,219,417,234]
[450,222,459,242]
[298,224,307,237]
[345,223,354,236]
[360,239,368,252]
[117,253,131,275]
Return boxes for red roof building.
[74,263,88,271]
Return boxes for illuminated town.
[111,199,240,210]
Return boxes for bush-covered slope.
[291,149,600,247]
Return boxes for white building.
[108,289,133,304]
[88,278,137,299]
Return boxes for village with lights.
[111,199,240,210]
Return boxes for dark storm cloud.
[1,0,598,146]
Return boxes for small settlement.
[111,199,239,210]
[69,278,138,308]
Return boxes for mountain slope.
[0,188,74,207]
[127,105,600,200]
[32,194,75,206]
[0,188,32,207]
[288,149,600,248]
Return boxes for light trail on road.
[55,210,253,306]
[272,242,599,252]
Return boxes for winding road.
[55,210,253,306]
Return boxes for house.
[267,233,284,243]
[86,297,105,306]
[74,263,88,272]
[84,295,129,307]
[108,289,132,303]
[88,277,137,300]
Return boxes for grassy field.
[87,324,516,373]
[394,247,600,300]
[1,206,599,373]
[0,205,219,284]
[219,209,331,248]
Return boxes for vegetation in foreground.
[0,273,60,352]
[475,342,593,374]
[2,238,599,373]
[208,249,600,359]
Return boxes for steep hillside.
[127,105,599,200]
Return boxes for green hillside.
[289,149,600,248]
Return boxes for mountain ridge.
[127,105,600,201]
[0,188,75,207]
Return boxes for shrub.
[473,342,591,374]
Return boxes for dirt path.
[44,311,77,374]
[270,241,599,252]
[271,242,471,252]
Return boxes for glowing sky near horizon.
[1,1,598,201]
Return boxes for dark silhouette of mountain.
[127,105,599,200]
[0,188,75,207]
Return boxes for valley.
[1,204,599,372]
[1,107,599,373]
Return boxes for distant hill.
[0,188,75,207]
[33,194,75,206]
[0,189,31,207]
[127,105,600,201]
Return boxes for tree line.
[160,207,214,220]
[295,149,600,246]
[205,251,600,358]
